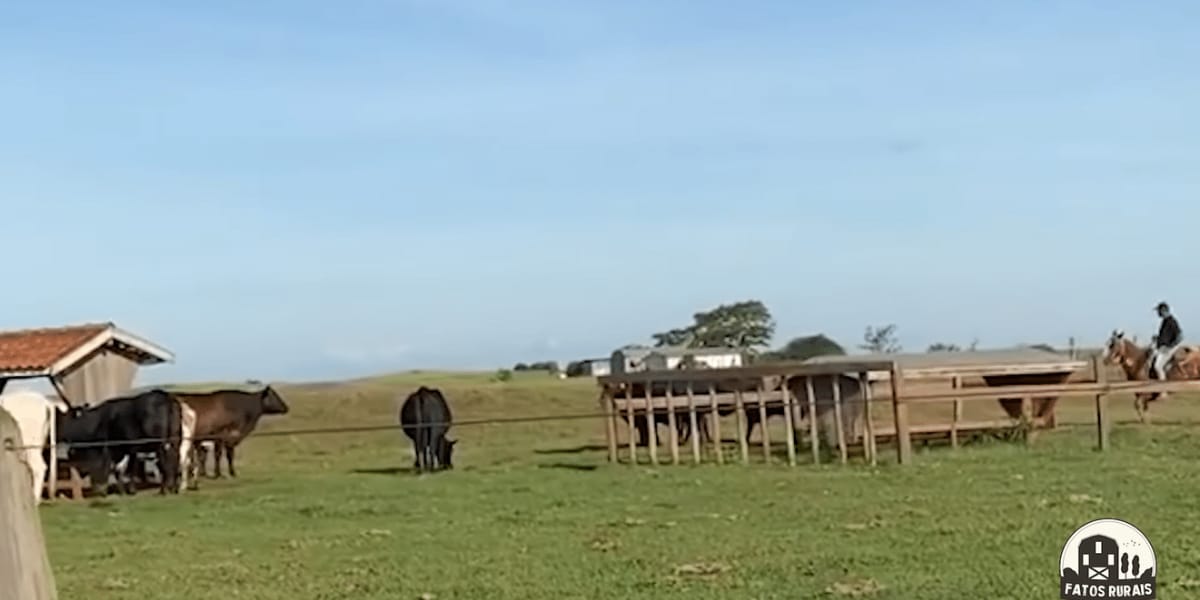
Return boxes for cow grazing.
[57,389,183,496]
[175,385,289,480]
[398,386,455,473]
[0,389,67,504]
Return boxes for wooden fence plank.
[1094,354,1109,451]
[0,407,58,600]
[890,362,912,465]
[708,384,723,464]
[780,377,796,467]
[686,382,701,465]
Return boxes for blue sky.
[3,1,1199,383]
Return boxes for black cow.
[398,386,456,473]
[57,389,183,496]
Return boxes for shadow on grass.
[536,462,599,472]
[351,466,414,476]
[532,444,609,455]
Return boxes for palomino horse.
[1104,329,1200,423]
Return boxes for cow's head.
[438,437,456,470]
[260,386,289,415]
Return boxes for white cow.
[0,389,66,504]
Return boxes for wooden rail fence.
[597,355,1200,466]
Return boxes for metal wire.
[1,409,620,452]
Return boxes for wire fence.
[1,409,621,452]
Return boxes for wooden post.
[831,375,848,464]
[0,408,59,599]
[755,382,770,463]
[780,377,797,467]
[708,384,723,464]
[665,385,680,465]
[805,376,820,464]
[890,362,912,465]
[47,406,57,500]
[860,372,877,466]
[603,390,618,463]
[1093,354,1109,451]
[624,386,637,465]
[686,382,701,465]
[644,385,658,465]
[734,388,749,464]
[950,376,962,449]
[1020,396,1033,446]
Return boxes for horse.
[1105,329,1200,423]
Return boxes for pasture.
[36,371,1200,599]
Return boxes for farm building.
[0,322,174,405]
[610,346,744,373]
[576,358,610,377]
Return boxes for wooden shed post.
[665,385,680,465]
[707,384,723,464]
[831,376,848,464]
[755,381,770,463]
[644,384,658,465]
[890,362,912,465]
[734,387,749,464]
[685,381,701,465]
[859,372,877,466]
[780,376,797,467]
[624,385,637,465]
[0,408,59,600]
[602,389,617,463]
[804,376,820,464]
[950,375,962,449]
[1093,354,1109,451]
[47,407,57,500]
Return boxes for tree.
[760,334,846,362]
[513,362,530,371]
[651,300,775,353]
[927,342,961,352]
[860,324,901,353]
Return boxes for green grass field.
[36,371,1200,599]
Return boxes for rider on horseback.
[1151,301,1182,380]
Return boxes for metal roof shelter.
[804,348,1087,379]
[0,322,173,404]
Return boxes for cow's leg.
[185,445,198,489]
[89,451,111,498]
[195,443,209,478]
[156,441,179,494]
[212,443,224,478]
[697,415,711,445]
[225,443,236,478]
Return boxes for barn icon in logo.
[1060,518,1156,599]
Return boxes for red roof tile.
[0,323,111,374]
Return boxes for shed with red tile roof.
[0,322,173,404]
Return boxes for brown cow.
[174,386,289,482]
